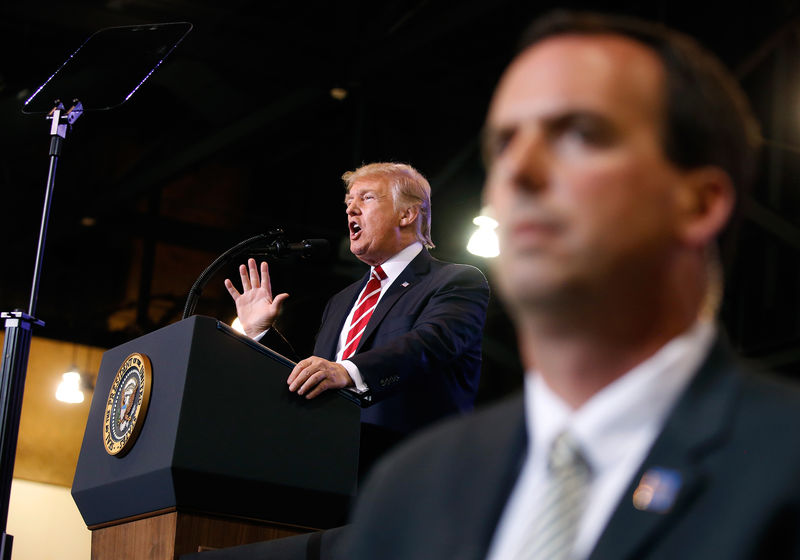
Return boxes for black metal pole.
[27,111,65,316]
[0,311,43,559]
[0,102,80,559]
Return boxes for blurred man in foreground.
[343,11,800,560]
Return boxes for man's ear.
[675,166,735,248]
[399,205,420,227]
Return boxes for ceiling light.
[330,87,348,101]
[56,371,85,404]
[466,210,499,258]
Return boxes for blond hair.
[342,162,435,249]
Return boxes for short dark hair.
[518,10,761,196]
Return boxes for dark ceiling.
[2,0,800,403]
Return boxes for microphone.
[255,238,329,258]
[182,231,329,319]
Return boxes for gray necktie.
[522,431,591,559]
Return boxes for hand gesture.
[224,258,289,338]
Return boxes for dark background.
[2,0,800,404]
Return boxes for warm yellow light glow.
[330,87,348,100]
[55,371,84,404]
[466,213,499,258]
[231,317,246,334]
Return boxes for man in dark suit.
[225,162,489,467]
[342,12,800,560]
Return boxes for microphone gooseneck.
[182,231,329,319]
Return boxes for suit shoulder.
[428,256,488,285]
[737,368,800,422]
[709,365,800,480]
[367,393,524,479]
[345,395,525,558]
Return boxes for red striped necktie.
[341,265,387,360]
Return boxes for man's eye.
[566,125,601,144]
[482,129,513,164]
[559,116,615,147]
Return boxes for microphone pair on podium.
[254,238,329,259]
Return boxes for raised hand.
[224,258,289,338]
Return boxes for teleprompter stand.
[0,22,191,559]
[0,100,81,560]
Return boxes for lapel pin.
[632,467,682,513]
[401,282,410,288]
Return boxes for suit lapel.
[354,250,433,353]
[587,337,743,560]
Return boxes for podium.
[71,315,361,559]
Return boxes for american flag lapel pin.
[401,282,410,287]
[632,467,682,514]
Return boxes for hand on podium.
[288,356,354,399]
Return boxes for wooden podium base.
[90,509,312,560]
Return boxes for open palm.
[224,258,289,338]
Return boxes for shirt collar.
[373,242,423,286]
[525,320,717,473]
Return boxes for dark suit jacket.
[342,337,800,559]
[310,248,489,435]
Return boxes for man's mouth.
[505,216,563,250]
[349,221,362,239]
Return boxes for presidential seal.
[103,352,152,456]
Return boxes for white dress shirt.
[486,320,716,560]
[336,242,423,391]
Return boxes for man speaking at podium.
[225,162,490,471]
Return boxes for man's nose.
[503,127,548,192]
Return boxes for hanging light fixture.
[466,207,500,258]
[56,370,85,404]
[55,344,93,404]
